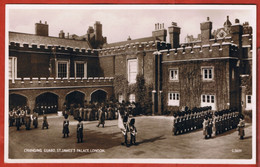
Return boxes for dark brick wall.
[162,59,239,112]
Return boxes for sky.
[7,5,256,44]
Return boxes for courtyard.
[8,114,252,159]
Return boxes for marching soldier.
[207,115,213,138]
[129,117,137,145]
[77,117,83,143]
[62,114,69,137]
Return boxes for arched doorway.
[66,91,85,108]
[91,90,107,103]
[9,94,27,109]
[35,92,58,114]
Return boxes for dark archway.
[66,91,85,108]
[91,90,107,103]
[9,94,27,109]
[36,92,58,114]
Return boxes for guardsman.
[62,114,69,137]
[97,106,105,128]
[207,115,213,138]
[129,117,137,145]
[203,116,209,139]
[172,113,178,135]
[122,109,129,146]
[20,107,25,125]
[237,115,245,139]
[32,111,38,128]
[25,106,31,130]
[15,109,21,130]
[213,112,218,136]
[9,109,15,127]
[77,117,83,143]
[42,111,49,129]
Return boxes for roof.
[9,31,92,49]
[103,36,160,48]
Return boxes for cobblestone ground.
[8,114,252,159]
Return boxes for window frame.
[168,92,180,106]
[245,95,252,110]
[129,94,135,103]
[74,61,87,78]
[201,94,216,110]
[56,60,69,79]
[9,57,17,81]
[127,59,138,84]
[201,66,214,81]
[169,68,179,81]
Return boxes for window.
[168,92,180,106]
[201,94,216,110]
[169,69,179,81]
[246,95,252,110]
[202,67,213,80]
[128,59,137,84]
[75,61,87,78]
[129,94,135,103]
[118,94,123,103]
[9,57,17,81]
[57,61,69,78]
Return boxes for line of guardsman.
[63,101,137,122]
[172,106,212,135]
[9,106,43,130]
[202,108,241,139]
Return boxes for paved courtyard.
[8,114,252,159]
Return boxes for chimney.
[168,22,181,49]
[59,30,65,38]
[35,20,49,36]
[200,17,212,45]
[152,22,167,41]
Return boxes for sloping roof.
[9,31,92,49]
[103,36,159,48]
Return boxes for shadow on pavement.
[137,135,165,145]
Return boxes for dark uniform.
[63,115,69,137]
[129,118,137,145]
[77,118,83,143]
[42,113,49,129]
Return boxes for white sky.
[7,5,256,43]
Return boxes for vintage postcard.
[5,4,257,165]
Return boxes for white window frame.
[201,66,214,81]
[245,95,252,110]
[129,94,135,103]
[127,59,138,84]
[118,94,123,103]
[56,60,69,79]
[9,57,17,82]
[168,92,180,106]
[74,61,87,78]
[169,68,179,81]
[201,94,216,110]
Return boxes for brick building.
[8,16,253,116]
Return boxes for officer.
[129,117,137,145]
[237,114,245,139]
[42,111,49,129]
[97,106,105,128]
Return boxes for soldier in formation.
[172,106,212,135]
[62,114,69,138]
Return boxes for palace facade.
[8,16,253,116]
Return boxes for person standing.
[62,114,69,138]
[237,115,245,139]
[42,111,49,129]
[97,106,105,128]
[129,118,137,145]
[77,117,83,143]
[203,116,209,139]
